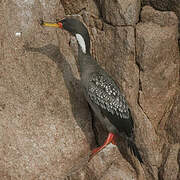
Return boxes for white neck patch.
[75,33,86,54]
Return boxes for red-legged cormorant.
[41,18,143,163]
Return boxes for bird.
[41,18,143,163]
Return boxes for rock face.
[0,1,180,180]
[61,0,88,15]
[0,1,93,179]
[141,5,178,27]
[143,0,180,13]
[101,0,141,26]
[137,6,179,130]
[162,144,180,180]
[67,144,137,180]
[166,89,180,143]
[142,0,180,37]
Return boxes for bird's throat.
[75,33,87,54]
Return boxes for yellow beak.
[40,20,63,28]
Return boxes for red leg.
[89,133,116,161]
[111,135,117,145]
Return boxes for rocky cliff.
[0,0,180,179]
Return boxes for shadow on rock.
[23,43,94,149]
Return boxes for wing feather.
[88,72,130,119]
[87,72,134,136]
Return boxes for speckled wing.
[88,72,130,120]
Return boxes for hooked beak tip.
[40,20,44,26]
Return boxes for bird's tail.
[127,137,143,163]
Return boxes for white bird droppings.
[15,32,22,37]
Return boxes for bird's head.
[41,18,90,54]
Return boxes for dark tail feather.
[127,138,143,163]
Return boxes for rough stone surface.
[68,144,137,180]
[141,6,178,27]
[136,8,179,130]
[1,1,180,180]
[61,0,88,14]
[162,144,180,180]
[0,1,93,179]
[101,0,141,26]
[166,89,180,143]
[142,0,180,37]
[135,7,180,179]
[142,0,150,6]
[144,0,179,12]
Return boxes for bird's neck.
[77,47,98,78]
[75,33,90,55]
[75,33,97,76]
